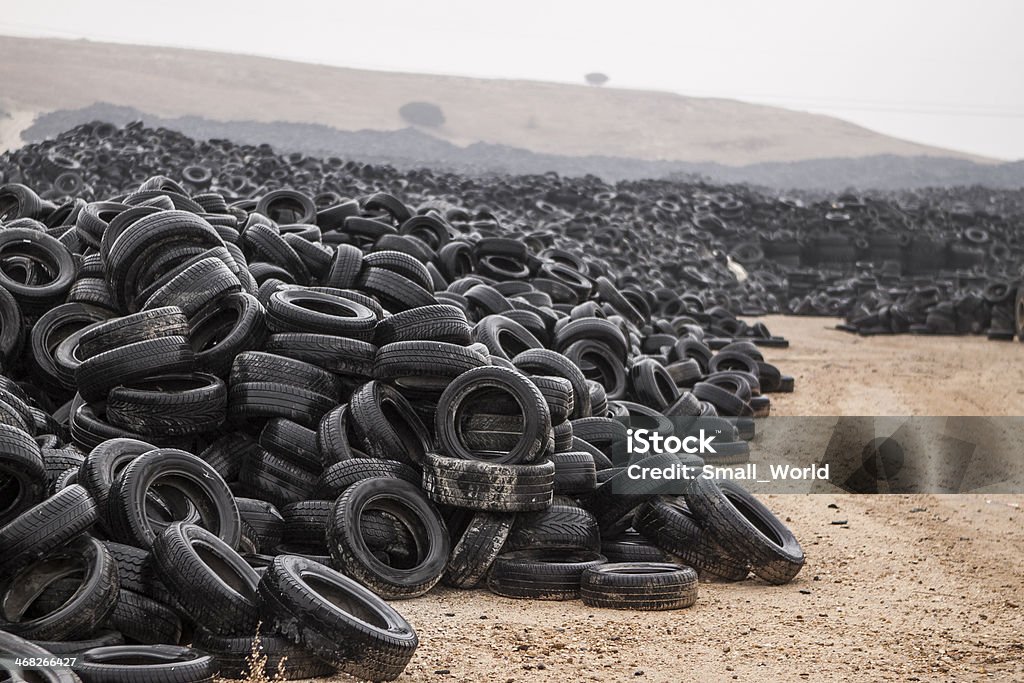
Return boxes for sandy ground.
[349,317,1023,683]
[0,35,984,164]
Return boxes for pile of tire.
[830,272,1022,339]
[3,120,1021,336]
[0,150,806,682]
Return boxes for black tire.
[106,449,240,550]
[314,458,420,499]
[708,350,760,376]
[595,276,645,326]
[237,447,318,508]
[266,288,377,340]
[75,336,195,403]
[229,351,340,398]
[356,266,436,313]
[471,315,544,360]
[665,359,702,387]
[103,209,225,312]
[571,435,613,470]
[683,478,804,584]
[553,420,573,452]
[528,376,574,424]
[256,189,316,225]
[587,379,608,418]
[634,496,751,581]
[106,373,226,437]
[152,522,260,635]
[242,223,310,284]
[281,500,333,547]
[41,447,85,489]
[228,381,334,428]
[0,183,45,221]
[327,478,449,599]
[600,531,679,564]
[316,404,356,466]
[75,645,215,683]
[629,358,680,411]
[103,589,183,646]
[102,541,178,606]
[78,307,189,361]
[0,285,26,367]
[142,256,241,318]
[506,504,600,552]
[259,418,321,471]
[188,293,267,377]
[79,438,157,521]
[372,341,489,389]
[283,233,332,280]
[692,381,752,418]
[257,554,419,681]
[191,628,337,680]
[421,452,554,512]
[435,365,551,465]
[0,484,98,577]
[0,424,46,526]
[580,562,698,611]
[324,243,363,289]
[443,511,515,588]
[570,416,628,463]
[360,510,417,566]
[554,317,628,362]
[552,450,597,494]
[0,394,33,435]
[271,544,334,567]
[563,339,628,400]
[362,250,432,292]
[235,498,285,553]
[0,228,77,316]
[29,303,113,395]
[195,433,255,483]
[664,391,702,417]
[374,304,471,346]
[487,550,606,600]
[0,536,118,640]
[347,381,431,466]
[264,333,376,379]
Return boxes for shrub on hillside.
[399,101,445,127]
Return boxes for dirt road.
[358,318,1023,683]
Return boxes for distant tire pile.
[0,125,812,682]
[4,120,1022,337]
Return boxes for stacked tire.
[0,140,813,681]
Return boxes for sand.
[331,317,1023,683]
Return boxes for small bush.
[399,101,446,128]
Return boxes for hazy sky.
[3,0,1023,160]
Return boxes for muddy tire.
[580,562,698,610]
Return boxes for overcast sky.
[3,0,1023,160]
